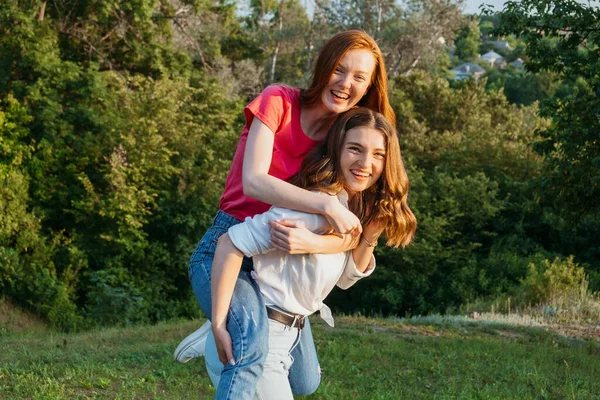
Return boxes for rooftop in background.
[451,62,486,74]
[481,51,504,60]
[450,62,486,81]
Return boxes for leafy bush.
[520,257,600,322]
[84,269,145,327]
[462,256,600,325]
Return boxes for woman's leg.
[216,270,268,399]
[288,318,321,396]
[255,320,298,400]
[206,319,297,400]
[188,211,268,400]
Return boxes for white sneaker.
[173,320,212,363]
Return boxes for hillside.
[1,314,599,399]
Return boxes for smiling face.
[320,49,376,115]
[339,126,386,197]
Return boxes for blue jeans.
[188,210,321,400]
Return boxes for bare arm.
[352,222,383,273]
[211,233,244,365]
[269,220,356,254]
[336,223,381,290]
[242,118,361,236]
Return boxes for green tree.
[241,0,312,86]
[317,0,465,77]
[490,0,600,222]
[486,69,560,106]
[0,1,243,328]
[0,95,80,330]
[455,18,481,61]
[328,71,547,315]
[479,20,494,37]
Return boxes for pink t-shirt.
[219,85,321,220]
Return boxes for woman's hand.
[212,325,235,366]
[269,220,322,254]
[323,197,362,236]
[363,217,385,243]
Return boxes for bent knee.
[291,364,321,396]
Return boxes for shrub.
[462,256,600,325]
[84,269,145,327]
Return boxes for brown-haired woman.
[205,107,416,399]
[175,30,396,400]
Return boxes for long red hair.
[303,30,396,126]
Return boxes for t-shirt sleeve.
[228,207,312,257]
[336,253,376,290]
[244,85,291,135]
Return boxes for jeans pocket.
[188,210,241,280]
[188,230,222,282]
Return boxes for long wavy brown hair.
[291,108,416,248]
[302,30,396,126]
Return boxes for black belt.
[266,306,306,329]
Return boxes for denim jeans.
[205,319,302,400]
[188,210,321,400]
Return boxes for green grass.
[1,316,599,399]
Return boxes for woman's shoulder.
[261,84,300,103]
[312,189,349,208]
[245,85,301,129]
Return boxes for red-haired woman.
[175,30,396,400]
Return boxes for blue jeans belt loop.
[266,306,306,329]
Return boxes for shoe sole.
[173,321,212,363]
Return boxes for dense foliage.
[491,0,600,224]
[1,0,598,330]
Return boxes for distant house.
[493,40,514,51]
[450,63,486,81]
[481,51,506,68]
[511,58,525,70]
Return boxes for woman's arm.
[336,223,382,290]
[352,221,383,272]
[211,233,244,366]
[243,118,361,236]
[268,220,356,254]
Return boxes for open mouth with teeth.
[351,170,370,179]
[331,90,350,101]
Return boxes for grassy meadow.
[1,307,600,400]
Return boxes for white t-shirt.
[228,191,375,327]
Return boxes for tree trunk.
[38,1,47,21]
[269,44,280,83]
[375,0,382,40]
[269,0,285,83]
[388,53,403,77]
[400,57,421,76]
[304,21,314,83]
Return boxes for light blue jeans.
[188,210,321,400]
[205,319,302,400]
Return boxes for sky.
[301,0,512,17]
[463,0,508,15]
[300,0,599,19]
[463,0,600,14]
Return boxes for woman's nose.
[340,74,351,89]
[358,154,371,168]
